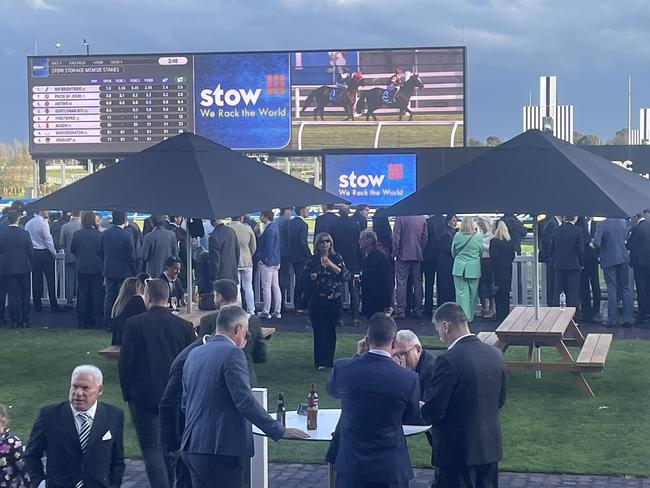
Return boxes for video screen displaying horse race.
[27,46,465,157]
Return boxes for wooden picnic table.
[478,306,612,397]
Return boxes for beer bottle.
[276,393,286,427]
[307,383,318,431]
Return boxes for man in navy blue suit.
[327,313,420,488]
[100,211,137,329]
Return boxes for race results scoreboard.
[29,55,195,156]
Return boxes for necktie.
[76,412,92,488]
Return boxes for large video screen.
[324,153,417,207]
[28,47,464,157]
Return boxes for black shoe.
[50,306,65,313]
[11,322,19,329]
[622,321,634,327]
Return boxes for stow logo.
[338,163,403,189]
[200,74,286,107]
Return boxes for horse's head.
[408,73,424,90]
[349,74,364,89]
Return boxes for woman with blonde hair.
[452,217,483,321]
[110,273,149,345]
[477,217,496,318]
[304,232,349,369]
[490,221,516,321]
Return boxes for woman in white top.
[477,217,496,318]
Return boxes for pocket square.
[101,430,112,441]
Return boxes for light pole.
[55,42,62,54]
[82,38,90,56]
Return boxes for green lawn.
[0,329,648,476]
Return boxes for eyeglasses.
[393,345,416,359]
[318,239,331,244]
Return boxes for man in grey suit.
[142,214,179,277]
[181,305,308,488]
[592,218,634,325]
[59,211,82,306]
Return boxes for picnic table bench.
[478,306,612,397]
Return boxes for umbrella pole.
[186,217,192,314]
[532,216,541,379]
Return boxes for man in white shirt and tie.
[24,365,125,487]
[25,211,63,313]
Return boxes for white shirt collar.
[555,216,562,225]
[71,401,98,420]
[448,333,475,350]
[368,349,392,358]
[9,224,19,227]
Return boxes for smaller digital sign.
[324,153,416,207]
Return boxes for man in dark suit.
[627,210,650,323]
[500,213,526,255]
[100,211,137,329]
[359,230,393,318]
[352,204,369,231]
[288,207,312,312]
[209,219,240,284]
[119,278,195,488]
[422,302,506,488]
[549,216,585,308]
[0,210,33,328]
[25,365,125,488]
[181,305,308,488]
[327,313,420,488]
[72,211,105,329]
[422,215,446,316]
[142,214,178,278]
[314,204,339,242]
[540,215,562,305]
[577,217,601,321]
[330,205,362,323]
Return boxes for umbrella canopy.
[388,129,650,218]
[28,133,346,218]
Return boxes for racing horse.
[300,75,364,121]
[355,74,424,121]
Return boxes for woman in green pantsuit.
[452,217,483,321]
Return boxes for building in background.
[522,75,574,143]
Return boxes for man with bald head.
[25,365,125,488]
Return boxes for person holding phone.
[305,232,349,370]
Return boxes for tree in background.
[607,128,629,145]
[486,135,502,147]
[573,131,602,146]
[0,140,33,197]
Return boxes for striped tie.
[76,412,92,488]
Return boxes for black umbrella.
[387,129,650,317]
[29,133,345,218]
[29,133,346,311]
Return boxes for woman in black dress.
[490,221,516,321]
[436,214,458,305]
[110,273,149,345]
[305,232,349,370]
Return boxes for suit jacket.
[208,223,240,283]
[393,215,428,262]
[118,306,195,410]
[423,215,446,262]
[592,218,629,268]
[228,221,257,268]
[314,211,339,242]
[329,215,361,272]
[100,226,137,279]
[540,216,561,264]
[71,228,104,275]
[24,401,125,488]
[326,352,420,485]
[415,349,437,402]
[360,247,393,316]
[288,217,311,261]
[352,212,368,231]
[277,215,291,259]
[500,214,526,255]
[160,272,185,307]
[549,222,585,270]
[141,226,178,277]
[437,227,455,275]
[0,225,33,276]
[577,218,599,268]
[255,220,281,267]
[626,218,650,268]
[59,219,81,264]
[182,335,285,457]
[421,335,506,468]
[451,232,482,278]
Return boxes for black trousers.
[77,273,105,328]
[344,275,360,319]
[32,249,58,309]
[183,452,244,488]
[336,475,407,488]
[553,269,581,307]
[104,277,125,328]
[172,454,193,488]
[279,256,292,309]
[580,263,601,320]
[422,259,438,314]
[437,462,499,488]
[291,259,308,310]
[129,403,173,488]
[545,264,555,306]
[493,265,512,321]
[7,273,30,325]
[633,266,650,320]
[310,300,340,368]
[0,275,7,321]
[436,269,455,306]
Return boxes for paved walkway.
[121,460,649,487]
